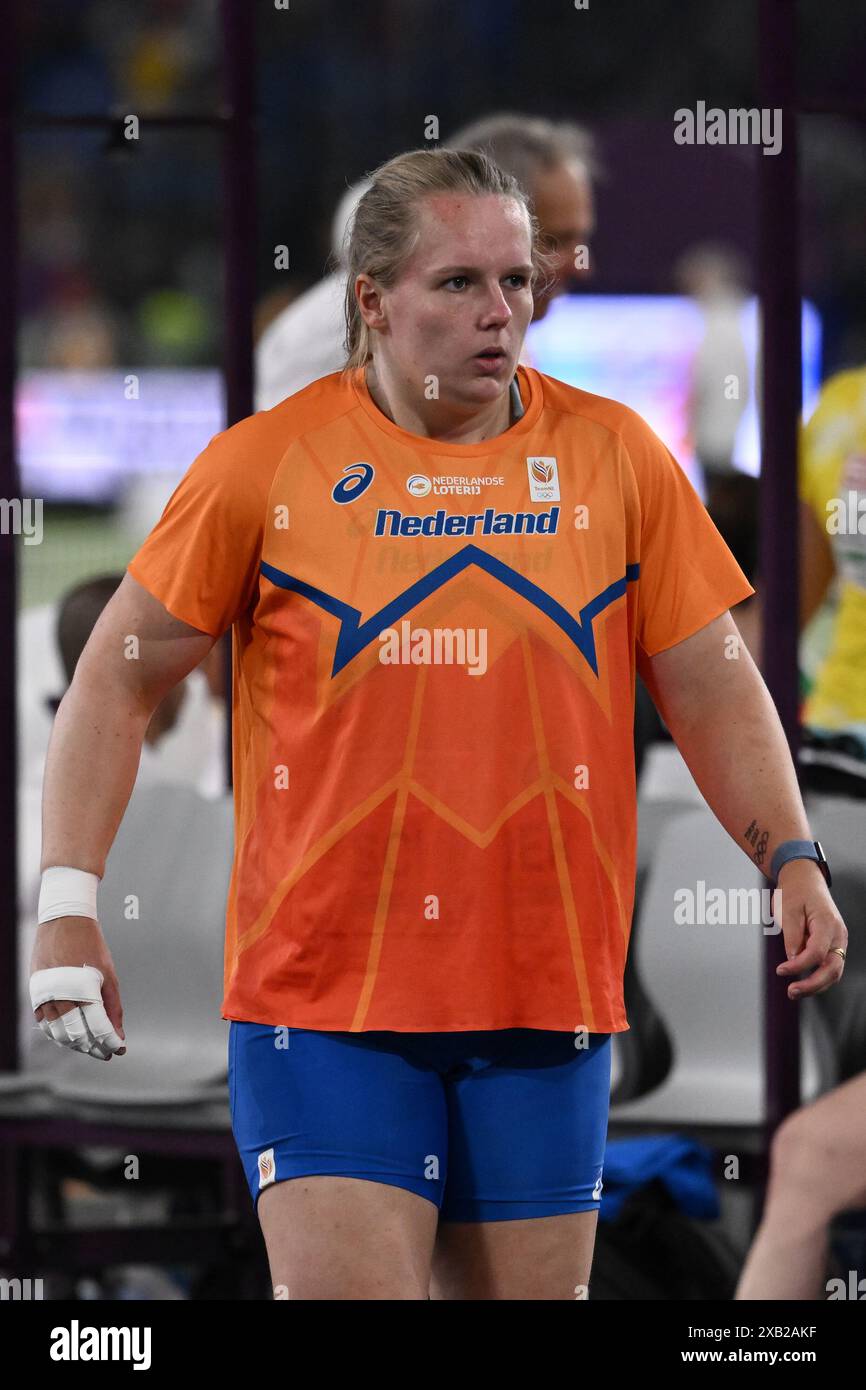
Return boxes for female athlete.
[32,148,848,1299]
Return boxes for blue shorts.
[228,1024,612,1222]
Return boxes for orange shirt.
[127,365,754,1033]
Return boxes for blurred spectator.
[16,568,225,1059]
[18,573,226,921]
[734,1070,866,1299]
[797,366,866,796]
[44,305,119,368]
[45,572,226,796]
[675,242,751,501]
[446,111,599,325]
[254,179,373,409]
[20,266,125,372]
[44,574,188,769]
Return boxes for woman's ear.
[355,273,386,331]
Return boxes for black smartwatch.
[769,839,832,889]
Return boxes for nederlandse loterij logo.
[258,1147,276,1189]
[526,456,560,503]
[407,474,432,496]
[407,473,506,496]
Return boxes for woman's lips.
[473,351,508,372]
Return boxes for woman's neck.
[364,360,515,444]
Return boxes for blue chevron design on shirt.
[259,547,640,679]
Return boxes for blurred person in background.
[445,112,598,334]
[675,241,752,506]
[734,1068,866,1299]
[18,572,213,1063]
[18,165,128,363]
[734,367,866,1300]
[47,575,188,776]
[255,179,374,409]
[255,112,598,409]
[20,575,225,924]
[797,365,866,797]
[20,255,123,370]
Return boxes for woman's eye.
[443,274,527,290]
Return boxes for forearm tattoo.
[744,819,770,868]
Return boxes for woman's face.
[358,192,535,412]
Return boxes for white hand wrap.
[29,965,124,1060]
[38,866,99,924]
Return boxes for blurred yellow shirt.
[799,367,866,731]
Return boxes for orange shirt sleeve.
[619,406,756,658]
[126,413,278,638]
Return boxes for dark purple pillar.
[0,4,19,1072]
[758,0,802,1141]
[220,0,257,790]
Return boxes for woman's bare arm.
[32,573,219,1044]
[640,610,848,999]
[40,571,217,876]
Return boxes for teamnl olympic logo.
[331,462,375,503]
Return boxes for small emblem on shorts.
[592,1173,603,1200]
[258,1147,276,1189]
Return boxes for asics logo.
[332,463,374,504]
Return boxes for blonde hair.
[340,146,558,377]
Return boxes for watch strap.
[769,839,832,889]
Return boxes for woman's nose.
[481,285,511,319]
